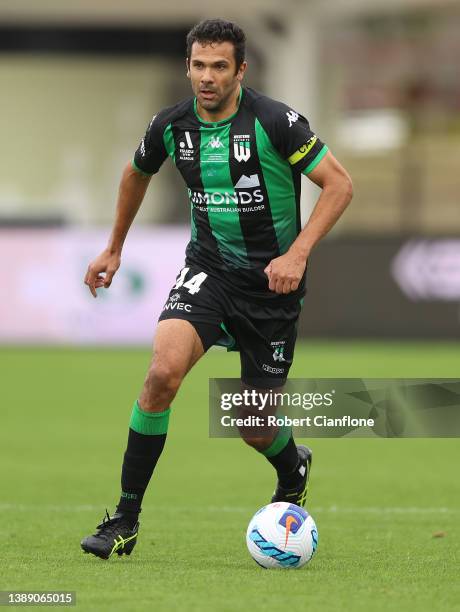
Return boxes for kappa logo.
[286,110,299,127]
[233,134,251,162]
[140,113,158,157]
[262,364,284,374]
[207,136,224,149]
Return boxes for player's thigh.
[229,299,302,388]
[153,264,226,377]
[151,318,205,379]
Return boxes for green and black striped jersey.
[133,86,328,302]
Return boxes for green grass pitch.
[2,341,459,611]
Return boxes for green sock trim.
[129,400,171,435]
[261,425,292,457]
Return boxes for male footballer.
[81,18,353,559]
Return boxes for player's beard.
[199,95,221,110]
[198,85,238,114]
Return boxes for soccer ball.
[246,502,318,569]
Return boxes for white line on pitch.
[0,503,458,514]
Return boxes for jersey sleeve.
[255,97,328,175]
[132,112,168,176]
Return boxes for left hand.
[264,249,308,294]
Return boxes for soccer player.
[81,18,353,560]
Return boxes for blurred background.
[1,0,460,343]
[2,4,459,607]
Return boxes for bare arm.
[264,151,353,294]
[84,162,152,297]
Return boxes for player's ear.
[236,61,247,82]
[186,58,191,78]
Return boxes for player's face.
[187,41,246,113]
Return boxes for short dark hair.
[186,19,246,71]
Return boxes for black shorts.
[158,264,303,388]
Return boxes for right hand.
[84,249,121,298]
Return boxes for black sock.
[266,436,302,488]
[115,428,167,521]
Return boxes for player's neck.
[196,85,242,123]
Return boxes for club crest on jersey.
[233,134,251,162]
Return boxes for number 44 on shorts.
[173,267,208,295]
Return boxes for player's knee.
[143,361,183,401]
